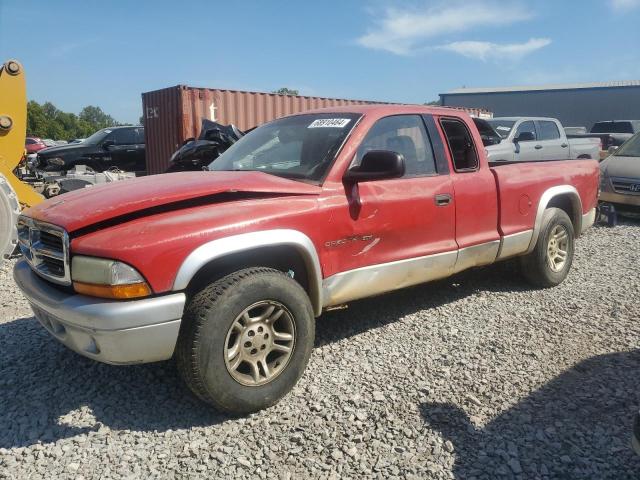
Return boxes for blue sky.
[1,0,639,124]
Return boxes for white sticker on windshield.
[308,118,351,128]
[496,126,511,132]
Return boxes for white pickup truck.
[485,117,600,163]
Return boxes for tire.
[176,267,315,414]
[520,208,574,288]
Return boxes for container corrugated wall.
[142,86,389,174]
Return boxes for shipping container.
[141,86,392,174]
[141,85,493,174]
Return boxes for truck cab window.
[538,121,560,140]
[112,128,136,145]
[354,115,436,176]
[514,121,537,141]
[440,118,479,171]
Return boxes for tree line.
[27,101,126,141]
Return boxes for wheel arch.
[173,229,323,316]
[527,185,583,253]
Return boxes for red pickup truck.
[14,105,599,413]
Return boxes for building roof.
[443,80,640,95]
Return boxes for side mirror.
[608,145,619,154]
[344,150,405,183]
[514,131,535,143]
[102,140,115,149]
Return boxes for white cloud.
[356,2,533,55]
[438,38,552,62]
[609,0,640,11]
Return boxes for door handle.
[434,194,452,206]
[561,143,568,148]
[534,145,543,150]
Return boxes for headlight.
[47,157,65,167]
[71,256,152,299]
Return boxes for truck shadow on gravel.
[421,350,640,479]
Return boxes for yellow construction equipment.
[0,59,43,262]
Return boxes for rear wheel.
[520,208,574,287]
[176,267,314,414]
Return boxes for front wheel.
[520,208,575,288]
[176,267,315,414]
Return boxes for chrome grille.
[611,177,640,195]
[17,216,71,285]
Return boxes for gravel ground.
[1,221,639,479]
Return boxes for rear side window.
[134,127,145,144]
[354,115,437,176]
[514,121,537,141]
[538,121,561,140]
[440,118,479,172]
[26,138,36,145]
[111,128,136,145]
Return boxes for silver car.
[600,132,640,213]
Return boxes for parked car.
[42,139,56,148]
[14,105,598,414]
[567,120,640,158]
[485,117,600,163]
[167,119,244,172]
[54,140,68,146]
[25,136,47,154]
[599,131,640,215]
[36,126,145,173]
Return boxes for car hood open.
[25,171,321,233]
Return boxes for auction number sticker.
[308,118,351,128]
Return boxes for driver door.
[324,114,457,303]
[513,120,542,161]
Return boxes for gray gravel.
[1,221,639,479]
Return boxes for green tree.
[78,105,119,129]
[272,87,299,96]
[26,101,123,141]
[424,100,441,106]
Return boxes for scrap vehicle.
[34,125,145,173]
[25,136,47,153]
[599,131,640,215]
[0,59,43,264]
[485,117,600,163]
[567,120,640,159]
[14,105,599,414]
[166,119,244,172]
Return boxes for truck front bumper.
[13,259,185,365]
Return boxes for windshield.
[486,120,516,139]
[209,113,361,182]
[84,128,113,145]
[614,132,640,157]
[591,122,633,134]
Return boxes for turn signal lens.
[73,281,152,299]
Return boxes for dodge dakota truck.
[486,117,600,163]
[14,105,599,413]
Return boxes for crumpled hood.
[25,171,321,233]
[600,155,640,179]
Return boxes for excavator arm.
[0,59,43,261]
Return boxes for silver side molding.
[453,240,500,273]
[581,208,596,234]
[322,250,457,307]
[173,229,324,316]
[527,185,583,254]
[497,230,533,260]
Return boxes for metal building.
[440,81,640,130]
